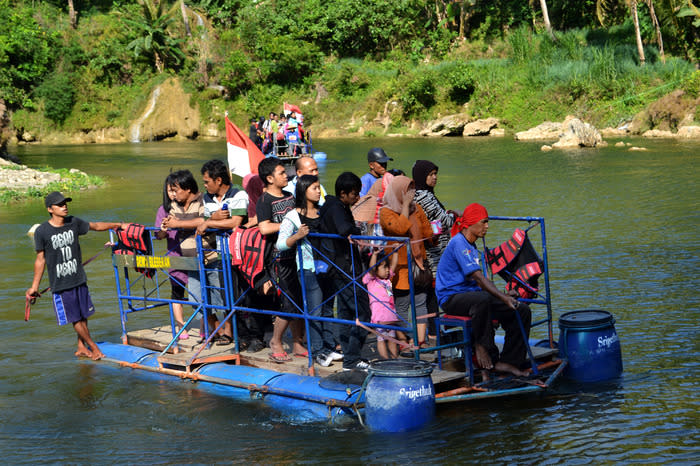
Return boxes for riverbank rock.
[419,113,471,137]
[676,126,700,139]
[551,116,604,148]
[629,89,700,135]
[463,117,500,137]
[642,129,675,138]
[130,77,200,142]
[0,159,61,191]
[514,121,562,141]
[600,126,630,138]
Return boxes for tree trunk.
[646,0,665,63]
[459,1,465,39]
[631,1,646,65]
[67,0,77,29]
[540,0,556,41]
[180,0,191,37]
[154,50,164,74]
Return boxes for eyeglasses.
[53,202,68,207]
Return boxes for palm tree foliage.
[122,0,186,73]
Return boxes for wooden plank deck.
[125,326,557,385]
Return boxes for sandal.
[269,352,292,363]
[215,334,234,346]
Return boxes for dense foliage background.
[1,0,698,137]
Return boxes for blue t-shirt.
[360,172,379,197]
[435,233,483,307]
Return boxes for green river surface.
[1,137,698,463]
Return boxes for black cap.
[367,147,393,164]
[44,191,72,208]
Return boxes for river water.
[1,137,698,463]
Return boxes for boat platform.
[123,325,560,393]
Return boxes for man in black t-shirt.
[26,192,125,360]
[256,157,306,362]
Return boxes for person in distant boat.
[435,203,531,377]
[318,172,371,371]
[360,147,393,197]
[26,191,126,360]
[257,157,307,362]
[284,156,328,205]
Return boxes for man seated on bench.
[435,203,531,377]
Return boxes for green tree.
[122,0,186,73]
[0,0,55,108]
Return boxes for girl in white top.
[276,175,338,366]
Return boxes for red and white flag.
[226,114,265,178]
[283,102,303,116]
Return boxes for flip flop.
[294,351,309,358]
[269,352,292,363]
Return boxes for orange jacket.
[379,204,434,290]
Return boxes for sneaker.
[315,352,333,367]
[328,351,344,361]
[342,359,370,371]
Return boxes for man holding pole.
[26,191,125,360]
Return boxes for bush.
[36,73,76,125]
[446,64,476,105]
[400,73,436,118]
[327,61,371,98]
[220,49,255,95]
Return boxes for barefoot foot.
[75,349,93,358]
[475,344,494,370]
[494,361,528,377]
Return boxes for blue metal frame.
[108,216,554,376]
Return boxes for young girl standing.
[363,250,400,359]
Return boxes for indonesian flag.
[283,102,303,116]
[226,114,265,178]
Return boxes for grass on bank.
[0,167,105,205]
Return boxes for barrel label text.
[597,333,619,349]
[399,385,433,400]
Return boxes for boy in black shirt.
[318,172,371,370]
[26,192,125,360]
[256,158,306,361]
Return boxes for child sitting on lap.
[363,250,399,359]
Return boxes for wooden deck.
[125,326,558,387]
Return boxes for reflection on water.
[1,138,698,463]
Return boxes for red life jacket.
[486,228,543,299]
[113,223,155,277]
[229,227,271,294]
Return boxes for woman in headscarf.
[412,160,455,275]
[379,175,435,347]
[243,173,265,226]
[412,160,455,339]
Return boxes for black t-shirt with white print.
[34,216,90,293]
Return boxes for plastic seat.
[434,314,474,385]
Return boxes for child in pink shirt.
[363,250,399,359]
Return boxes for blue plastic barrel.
[313,151,327,161]
[364,360,435,432]
[558,310,623,382]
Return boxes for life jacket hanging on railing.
[486,228,543,299]
[112,223,155,277]
[229,227,275,295]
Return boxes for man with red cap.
[435,203,531,376]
